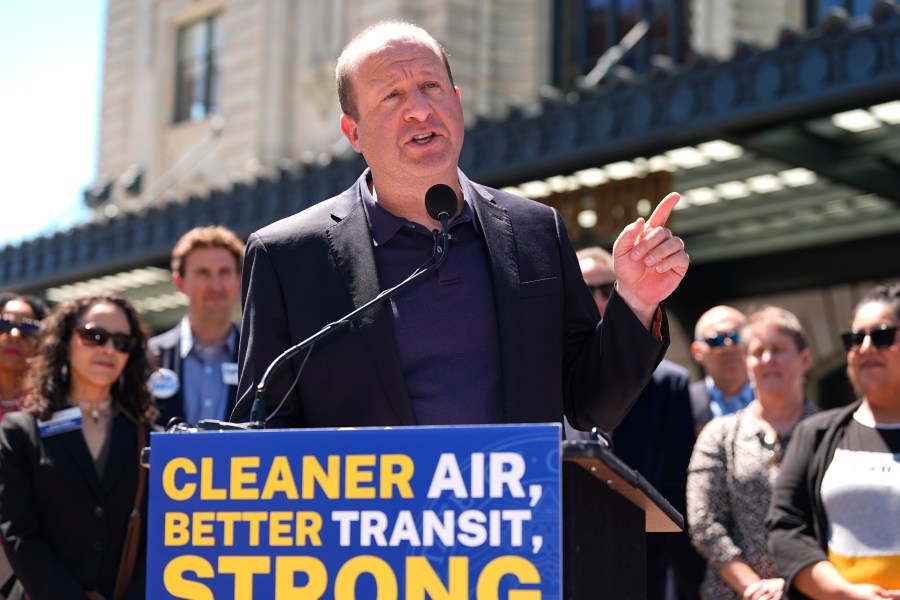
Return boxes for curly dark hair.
[22,293,158,423]
[0,292,50,321]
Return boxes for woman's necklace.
[74,398,112,424]
[0,394,18,410]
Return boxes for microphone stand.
[245,212,453,429]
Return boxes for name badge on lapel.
[37,407,82,438]
[222,362,238,386]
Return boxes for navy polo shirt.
[360,173,504,425]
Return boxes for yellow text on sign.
[163,554,542,600]
[161,454,415,501]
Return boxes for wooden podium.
[562,439,683,600]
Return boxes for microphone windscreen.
[425,184,458,220]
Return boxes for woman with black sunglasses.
[0,293,158,599]
[0,293,48,419]
[0,294,49,596]
[768,284,900,599]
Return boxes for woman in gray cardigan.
[688,306,818,600]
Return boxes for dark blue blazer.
[149,323,239,427]
[233,173,669,430]
[688,379,713,432]
[617,360,704,600]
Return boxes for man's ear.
[172,271,186,295]
[800,347,812,372]
[690,341,704,363]
[455,86,461,102]
[340,114,362,153]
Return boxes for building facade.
[94,0,551,210]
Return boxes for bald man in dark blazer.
[234,174,675,431]
[232,21,689,431]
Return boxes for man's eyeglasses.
[588,282,615,298]
[0,316,42,340]
[74,325,136,354]
[703,331,740,348]
[840,324,898,352]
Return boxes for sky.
[0,0,105,248]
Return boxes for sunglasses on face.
[0,316,42,339]
[588,282,615,298]
[703,330,740,348]
[840,324,898,352]
[74,325,136,354]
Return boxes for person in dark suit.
[567,247,703,600]
[0,293,157,600]
[232,21,690,430]
[149,226,243,428]
[688,306,752,435]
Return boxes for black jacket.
[766,401,860,599]
[0,410,151,599]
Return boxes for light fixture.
[698,140,744,162]
[636,199,652,216]
[646,156,672,171]
[716,180,751,200]
[520,180,552,198]
[665,147,710,169]
[577,209,598,228]
[547,175,577,193]
[574,168,608,187]
[870,101,900,125]
[605,161,640,180]
[747,174,784,194]
[779,168,817,187]
[684,187,718,205]
[832,109,880,132]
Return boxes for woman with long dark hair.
[0,293,157,599]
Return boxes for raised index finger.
[646,192,681,229]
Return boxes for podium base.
[563,462,646,600]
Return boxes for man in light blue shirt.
[149,226,244,427]
[688,305,752,434]
[178,315,239,425]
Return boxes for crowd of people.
[0,18,897,600]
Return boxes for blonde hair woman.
[688,306,818,600]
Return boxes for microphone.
[425,183,457,222]
[240,184,459,428]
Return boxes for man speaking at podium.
[232,21,689,431]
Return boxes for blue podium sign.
[147,424,562,599]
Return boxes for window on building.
[174,15,221,123]
[553,0,689,91]
[812,0,875,22]
[805,0,879,26]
